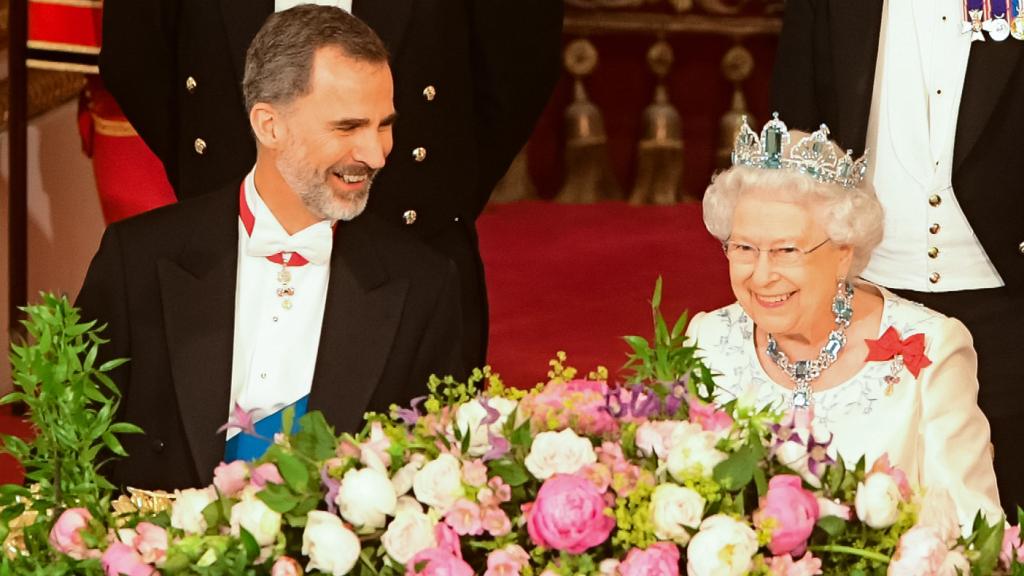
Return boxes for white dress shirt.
[862,0,1004,291]
[275,0,352,13]
[228,171,333,438]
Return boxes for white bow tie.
[247,203,334,266]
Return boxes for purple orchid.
[478,396,501,426]
[769,411,806,455]
[805,431,835,478]
[664,378,689,416]
[217,403,258,436]
[394,395,427,426]
[320,465,341,515]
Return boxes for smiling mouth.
[755,292,795,307]
[335,172,368,184]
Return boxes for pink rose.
[133,522,168,565]
[213,460,249,496]
[618,542,680,576]
[755,475,819,556]
[887,526,948,576]
[688,398,733,434]
[444,499,484,536]
[271,556,303,576]
[101,542,156,576]
[768,552,823,576]
[406,548,474,576]
[526,474,615,553]
[1002,524,1024,569]
[49,508,99,560]
[484,545,530,576]
[250,463,284,489]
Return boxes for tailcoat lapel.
[158,187,240,483]
[220,0,274,85]
[307,218,409,435]
[829,0,884,154]
[954,41,1024,170]
[352,0,414,62]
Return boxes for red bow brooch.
[865,326,933,380]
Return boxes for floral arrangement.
[2,288,1023,576]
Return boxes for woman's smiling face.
[727,189,853,340]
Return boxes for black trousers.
[892,286,1023,520]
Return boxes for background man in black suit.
[77,6,463,490]
[98,0,564,375]
[771,0,1023,516]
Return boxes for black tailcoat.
[76,183,463,490]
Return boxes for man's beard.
[276,146,377,222]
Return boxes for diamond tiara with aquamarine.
[731,112,869,189]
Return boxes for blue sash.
[224,396,308,462]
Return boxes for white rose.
[391,453,427,496]
[412,453,466,513]
[524,428,597,480]
[666,422,727,482]
[650,483,706,545]
[229,490,282,547]
[302,511,360,576]
[855,472,902,529]
[171,487,217,535]
[452,397,518,457]
[336,467,397,532]
[686,514,758,576]
[598,559,620,575]
[381,509,437,565]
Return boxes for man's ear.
[250,102,284,148]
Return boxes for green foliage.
[621,278,717,404]
[0,294,143,574]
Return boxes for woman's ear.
[249,102,283,149]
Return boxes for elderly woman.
[686,116,1001,527]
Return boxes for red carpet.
[478,201,734,388]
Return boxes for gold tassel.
[556,39,620,204]
[630,41,685,205]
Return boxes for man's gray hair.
[243,4,388,112]
[702,163,885,277]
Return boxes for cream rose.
[170,487,217,535]
[302,511,360,576]
[686,514,758,576]
[666,422,727,482]
[412,453,466,513]
[524,428,597,480]
[453,397,518,457]
[650,483,706,545]
[336,467,397,532]
[230,490,282,547]
[855,472,902,529]
[381,509,437,565]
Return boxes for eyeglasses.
[722,238,830,267]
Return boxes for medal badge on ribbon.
[964,0,1023,41]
